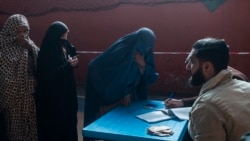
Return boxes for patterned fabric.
[0,14,39,141]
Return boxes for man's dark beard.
[188,67,206,87]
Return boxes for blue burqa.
[84,27,158,127]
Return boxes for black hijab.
[37,21,76,78]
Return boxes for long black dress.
[36,21,78,141]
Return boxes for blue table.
[82,100,188,141]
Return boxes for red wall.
[1,0,250,97]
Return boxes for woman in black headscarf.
[36,21,78,141]
[84,27,158,129]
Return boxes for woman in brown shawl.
[0,14,39,141]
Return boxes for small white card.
[136,110,174,123]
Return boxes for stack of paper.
[136,107,191,123]
[168,107,191,120]
[136,110,174,123]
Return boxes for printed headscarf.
[0,14,30,48]
[0,14,39,141]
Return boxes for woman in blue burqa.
[84,27,158,128]
[36,21,78,141]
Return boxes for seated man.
[165,66,249,108]
[181,37,250,141]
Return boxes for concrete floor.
[77,112,84,141]
[76,85,85,141]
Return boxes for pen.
[164,93,174,108]
[166,93,174,103]
[168,92,174,100]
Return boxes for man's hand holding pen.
[164,93,184,108]
[164,99,184,108]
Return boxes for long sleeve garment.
[36,21,78,141]
[188,70,250,141]
[84,27,158,127]
[0,14,39,141]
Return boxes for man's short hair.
[192,37,229,74]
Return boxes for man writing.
[165,66,249,108]
[183,37,250,141]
